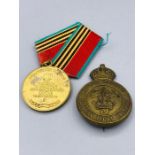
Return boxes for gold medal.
[76,64,132,127]
[22,66,71,111]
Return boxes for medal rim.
[76,79,132,127]
[22,66,71,112]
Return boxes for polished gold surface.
[22,66,71,111]
[76,64,132,127]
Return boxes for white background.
[0,0,155,155]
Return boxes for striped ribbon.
[35,22,104,78]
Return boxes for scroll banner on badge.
[35,22,108,78]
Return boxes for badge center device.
[76,64,132,127]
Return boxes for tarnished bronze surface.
[76,64,132,127]
[22,66,71,111]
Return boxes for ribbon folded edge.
[35,22,81,45]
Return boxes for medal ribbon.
[35,22,106,78]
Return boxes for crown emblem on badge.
[90,64,116,80]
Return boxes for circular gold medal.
[76,64,132,127]
[22,66,71,111]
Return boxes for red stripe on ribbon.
[64,32,102,77]
[37,42,65,64]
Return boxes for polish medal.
[22,22,107,112]
[22,65,71,111]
